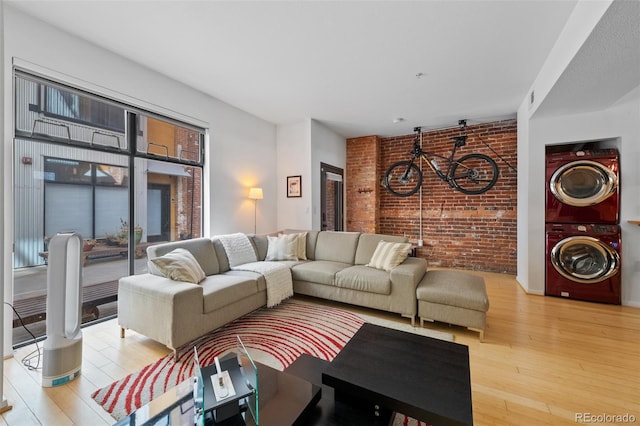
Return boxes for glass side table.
[114,376,197,426]
[200,352,255,424]
[115,340,320,426]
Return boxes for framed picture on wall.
[287,175,302,198]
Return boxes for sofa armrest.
[390,257,427,288]
[118,273,204,349]
[385,257,427,317]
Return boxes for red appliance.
[545,223,621,305]
[545,149,619,224]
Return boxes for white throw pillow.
[367,241,412,272]
[266,233,299,261]
[151,248,206,284]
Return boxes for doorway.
[320,162,344,231]
[147,183,171,242]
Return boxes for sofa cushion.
[314,231,360,264]
[211,238,231,272]
[224,270,267,292]
[291,260,351,285]
[274,259,308,270]
[201,274,260,313]
[335,265,391,295]
[355,233,408,265]
[147,238,219,275]
[367,241,413,272]
[149,248,207,284]
[265,234,299,261]
[250,235,269,261]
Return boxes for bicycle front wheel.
[450,154,499,195]
[384,161,423,197]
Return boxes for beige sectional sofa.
[290,231,424,323]
[118,231,427,354]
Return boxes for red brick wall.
[175,128,202,239]
[176,167,202,239]
[347,120,517,273]
[325,179,336,230]
[346,135,380,234]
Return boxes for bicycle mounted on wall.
[383,122,499,197]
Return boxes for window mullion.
[127,111,137,276]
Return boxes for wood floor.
[2,271,639,425]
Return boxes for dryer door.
[549,160,617,207]
[550,236,619,283]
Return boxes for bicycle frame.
[408,136,466,185]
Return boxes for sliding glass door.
[12,72,205,346]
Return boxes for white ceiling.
[535,0,640,118]
[6,0,598,137]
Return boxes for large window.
[44,86,126,132]
[12,72,205,346]
[15,74,127,150]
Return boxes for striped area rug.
[91,299,438,425]
[91,300,362,420]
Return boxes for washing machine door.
[550,236,619,283]
[549,160,617,207]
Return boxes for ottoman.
[417,270,489,341]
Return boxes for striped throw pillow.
[282,232,308,261]
[367,241,412,272]
[151,248,206,284]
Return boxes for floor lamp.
[248,187,263,234]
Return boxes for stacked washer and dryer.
[545,148,621,304]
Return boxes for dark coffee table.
[285,354,393,425]
[321,323,472,426]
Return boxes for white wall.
[275,119,346,231]
[516,0,610,295]
[2,5,278,355]
[516,99,532,292]
[310,120,346,230]
[276,120,312,230]
[208,109,277,235]
[0,0,8,407]
[517,0,640,306]
[529,93,640,306]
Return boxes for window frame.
[41,85,127,133]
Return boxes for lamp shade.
[248,187,263,200]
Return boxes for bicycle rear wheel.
[450,154,498,195]
[384,161,423,197]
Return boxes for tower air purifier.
[42,232,83,387]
